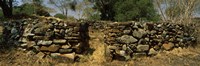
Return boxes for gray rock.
[122,44,127,50]
[61,44,71,49]
[137,45,149,51]
[48,44,60,52]
[53,39,67,44]
[50,53,61,57]
[119,50,126,56]
[27,41,36,48]
[21,43,27,47]
[37,40,53,45]
[123,30,131,34]
[148,48,158,55]
[132,29,147,38]
[157,24,163,28]
[132,52,146,59]
[117,35,138,44]
[59,49,73,53]
[61,52,76,60]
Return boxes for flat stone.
[40,46,49,51]
[162,42,174,50]
[33,36,44,40]
[132,52,146,59]
[59,49,73,53]
[37,40,52,45]
[61,44,71,49]
[61,52,76,60]
[20,43,27,47]
[50,53,61,57]
[36,52,45,59]
[137,45,149,52]
[116,35,138,44]
[48,44,60,52]
[53,39,66,44]
[27,41,36,48]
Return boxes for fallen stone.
[36,52,45,59]
[53,39,67,44]
[162,42,174,50]
[116,35,138,44]
[136,45,149,52]
[37,40,52,45]
[148,48,158,55]
[48,44,60,52]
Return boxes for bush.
[54,13,67,19]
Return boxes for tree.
[0,0,14,18]
[49,0,77,17]
[18,0,51,16]
[114,0,159,21]
[89,0,117,21]
[90,0,159,21]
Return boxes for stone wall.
[1,17,197,61]
[104,22,196,60]
[18,17,89,60]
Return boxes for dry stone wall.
[104,22,196,60]
[18,17,89,60]
[1,17,196,61]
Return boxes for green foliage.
[88,12,101,20]
[90,0,159,21]
[114,0,159,22]
[13,4,35,15]
[13,3,50,16]
[54,13,67,19]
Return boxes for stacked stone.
[19,18,89,60]
[104,22,195,60]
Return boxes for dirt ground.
[0,29,200,66]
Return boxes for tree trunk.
[0,0,13,18]
[2,7,12,18]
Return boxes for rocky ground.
[0,28,200,66]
